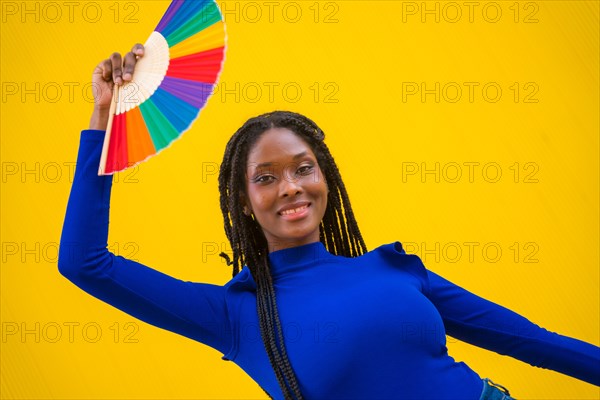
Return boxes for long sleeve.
[58,129,231,355]
[424,269,600,386]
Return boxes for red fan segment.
[106,113,129,173]
[167,47,225,82]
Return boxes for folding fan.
[98,0,226,175]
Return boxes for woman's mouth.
[280,204,309,215]
[279,203,311,220]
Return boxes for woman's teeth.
[281,205,308,215]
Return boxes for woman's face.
[243,127,328,253]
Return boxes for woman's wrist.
[89,107,110,130]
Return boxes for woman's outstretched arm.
[424,269,600,386]
[58,46,231,356]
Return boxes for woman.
[59,43,600,400]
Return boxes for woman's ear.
[239,193,252,216]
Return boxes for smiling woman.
[242,127,330,251]
[215,111,366,398]
[58,44,600,400]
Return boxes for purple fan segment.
[160,76,215,108]
[155,0,185,32]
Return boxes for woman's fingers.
[110,52,123,85]
[100,59,112,81]
[122,51,137,82]
[95,44,145,86]
[90,44,145,111]
[132,43,145,57]
[114,44,144,84]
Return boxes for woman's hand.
[89,43,145,130]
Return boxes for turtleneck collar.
[268,241,336,281]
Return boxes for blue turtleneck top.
[59,130,600,399]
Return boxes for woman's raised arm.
[58,46,232,356]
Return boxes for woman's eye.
[254,175,274,184]
[298,165,314,175]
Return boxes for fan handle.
[98,85,121,176]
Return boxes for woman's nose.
[279,172,302,197]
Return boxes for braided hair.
[218,111,367,399]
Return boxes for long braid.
[217,111,367,399]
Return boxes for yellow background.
[1,1,599,399]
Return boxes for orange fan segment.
[126,106,156,165]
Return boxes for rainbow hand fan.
[98,0,226,175]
